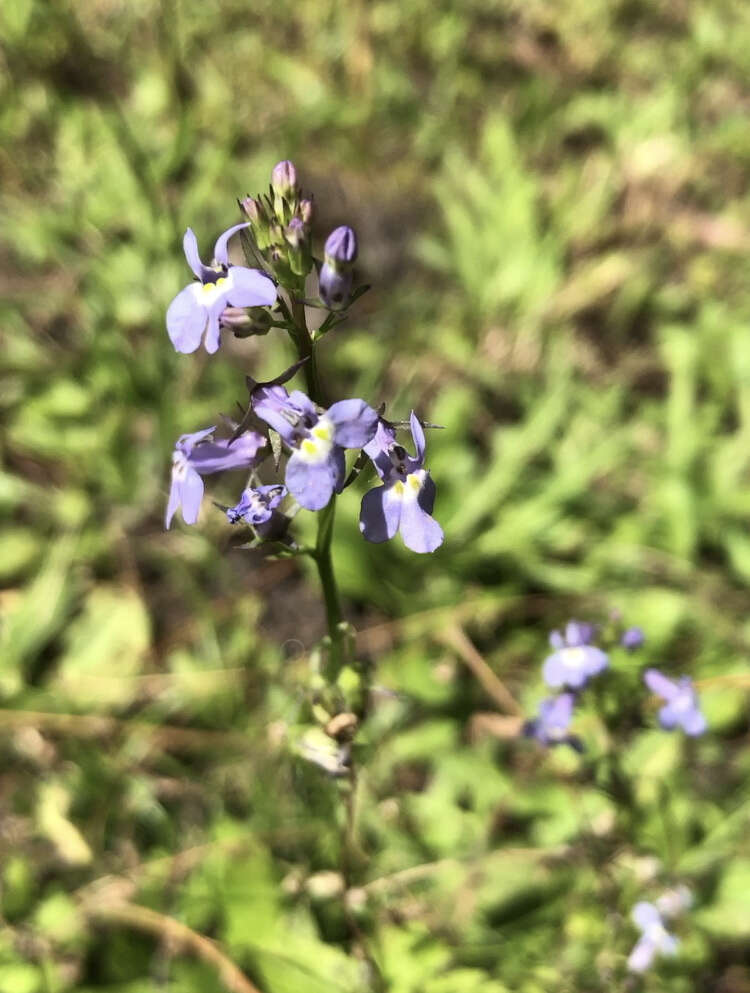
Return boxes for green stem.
[288,298,343,675]
[315,497,345,678]
[291,299,324,405]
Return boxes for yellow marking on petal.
[407,474,422,492]
[302,439,318,456]
[202,282,216,294]
[216,277,227,286]
[393,480,405,496]
[313,423,333,441]
[563,647,586,667]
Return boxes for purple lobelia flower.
[523,693,581,750]
[226,484,286,526]
[644,669,707,736]
[621,626,645,650]
[359,412,444,554]
[166,427,266,529]
[166,225,277,355]
[542,621,608,689]
[251,385,378,511]
[627,901,679,973]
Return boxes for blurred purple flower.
[542,621,608,689]
[226,484,286,526]
[251,385,378,511]
[627,901,679,973]
[166,225,277,355]
[644,669,707,736]
[523,693,581,750]
[359,412,443,554]
[622,626,645,650]
[165,427,266,529]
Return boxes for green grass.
[2,0,750,989]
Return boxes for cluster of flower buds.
[239,160,314,289]
[239,162,360,312]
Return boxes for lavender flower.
[166,225,277,355]
[251,385,378,511]
[166,427,267,529]
[359,412,444,554]
[621,626,645,650]
[627,901,679,973]
[226,484,286,526]
[644,669,707,736]
[523,693,581,750]
[542,621,608,689]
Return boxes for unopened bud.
[220,306,273,338]
[299,197,314,226]
[239,196,270,249]
[285,217,311,278]
[285,217,306,249]
[319,262,353,311]
[325,712,358,741]
[306,871,344,902]
[271,159,298,199]
[239,195,263,223]
[324,225,357,269]
[621,627,645,651]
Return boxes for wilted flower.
[226,484,286,526]
[166,225,277,354]
[251,385,378,511]
[627,901,679,973]
[542,621,608,689]
[166,427,267,529]
[523,693,581,750]
[359,412,443,554]
[644,669,707,736]
[621,626,645,650]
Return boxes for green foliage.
[2,0,750,990]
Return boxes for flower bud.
[285,217,311,278]
[285,217,306,249]
[220,306,273,337]
[299,197,314,226]
[239,196,270,249]
[239,195,263,223]
[319,262,352,310]
[271,159,298,199]
[621,627,645,651]
[324,225,357,269]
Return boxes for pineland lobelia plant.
[163,161,443,984]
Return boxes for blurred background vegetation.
[2,0,750,989]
